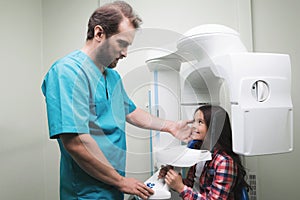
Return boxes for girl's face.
[191,110,208,140]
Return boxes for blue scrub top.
[41,50,136,199]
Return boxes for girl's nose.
[192,121,197,129]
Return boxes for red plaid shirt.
[180,149,237,200]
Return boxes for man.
[42,1,192,199]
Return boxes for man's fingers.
[186,119,194,124]
[137,183,154,199]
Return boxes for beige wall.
[0,0,45,199]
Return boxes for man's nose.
[120,48,127,58]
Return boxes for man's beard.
[96,41,118,68]
[108,58,119,68]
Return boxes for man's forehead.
[115,18,136,42]
[109,30,135,47]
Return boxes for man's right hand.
[118,177,154,200]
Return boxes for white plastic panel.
[156,146,211,167]
[232,106,293,155]
[177,25,248,60]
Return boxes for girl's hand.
[165,169,185,193]
[158,165,173,179]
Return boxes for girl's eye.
[193,119,204,125]
[198,120,205,125]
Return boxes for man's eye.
[119,41,129,48]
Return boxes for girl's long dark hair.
[196,105,250,199]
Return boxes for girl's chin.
[192,137,203,140]
[191,134,202,140]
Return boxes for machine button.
[251,80,269,102]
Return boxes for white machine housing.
[146,24,293,156]
[143,146,212,200]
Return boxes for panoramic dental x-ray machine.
[141,24,293,199]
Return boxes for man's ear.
[94,25,105,41]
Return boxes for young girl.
[160,105,250,199]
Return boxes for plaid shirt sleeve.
[179,152,237,200]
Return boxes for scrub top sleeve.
[42,63,90,138]
[126,97,136,114]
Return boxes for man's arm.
[126,107,193,142]
[60,133,153,199]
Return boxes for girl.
[160,105,250,199]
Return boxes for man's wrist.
[161,120,173,133]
